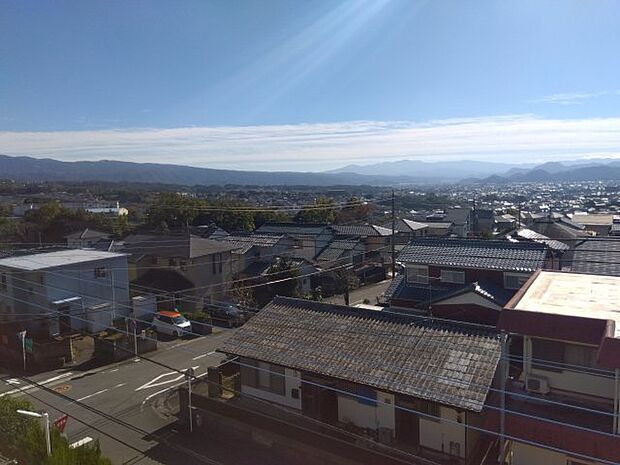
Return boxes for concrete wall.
[419,407,466,458]
[241,367,302,410]
[510,441,601,465]
[337,391,395,433]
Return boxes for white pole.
[21,331,26,373]
[186,368,195,433]
[133,319,138,361]
[43,412,51,456]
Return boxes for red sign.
[54,414,69,433]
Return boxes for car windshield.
[173,316,187,324]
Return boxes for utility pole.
[391,189,396,280]
[186,367,195,433]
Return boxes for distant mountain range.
[1,154,619,186]
[328,159,533,179]
[476,159,620,183]
[0,154,418,186]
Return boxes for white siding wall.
[337,391,395,432]
[241,367,302,410]
[419,407,466,458]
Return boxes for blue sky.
[1,0,619,171]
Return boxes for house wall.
[419,407,466,458]
[337,390,395,433]
[523,336,615,400]
[240,366,302,410]
[1,256,130,337]
[510,441,601,465]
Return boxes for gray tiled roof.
[219,234,285,254]
[315,239,361,261]
[256,223,330,236]
[444,208,472,225]
[570,238,620,276]
[332,224,393,237]
[398,238,546,272]
[219,296,501,412]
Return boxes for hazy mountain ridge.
[0,154,424,186]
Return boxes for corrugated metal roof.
[398,238,546,272]
[0,249,127,271]
[219,296,501,412]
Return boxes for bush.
[0,396,112,464]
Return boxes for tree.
[251,257,300,307]
[294,198,336,224]
[0,396,112,465]
[146,193,198,229]
[335,197,371,224]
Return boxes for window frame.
[407,265,429,284]
[440,269,465,284]
[503,272,530,290]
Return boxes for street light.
[16,409,51,456]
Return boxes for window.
[218,253,223,273]
[531,338,564,371]
[407,265,429,284]
[564,344,598,369]
[0,273,6,290]
[94,267,107,278]
[441,269,465,284]
[240,358,285,396]
[503,272,530,290]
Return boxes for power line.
[2,283,617,428]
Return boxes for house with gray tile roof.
[388,238,547,325]
[218,296,502,462]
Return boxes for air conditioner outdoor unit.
[525,375,550,394]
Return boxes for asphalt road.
[326,279,392,306]
[0,329,236,465]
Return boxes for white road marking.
[5,379,20,385]
[109,368,119,373]
[0,372,74,398]
[69,436,93,449]
[191,350,216,360]
[115,383,127,388]
[135,366,199,392]
[76,388,108,402]
[140,380,187,411]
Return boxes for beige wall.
[337,390,395,433]
[419,406,466,458]
[241,367,302,410]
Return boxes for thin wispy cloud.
[530,90,620,105]
[1,115,619,171]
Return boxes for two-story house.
[497,270,620,465]
[393,218,429,245]
[121,233,238,311]
[329,224,393,261]
[387,238,547,325]
[255,223,334,260]
[0,249,130,337]
[215,233,294,275]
